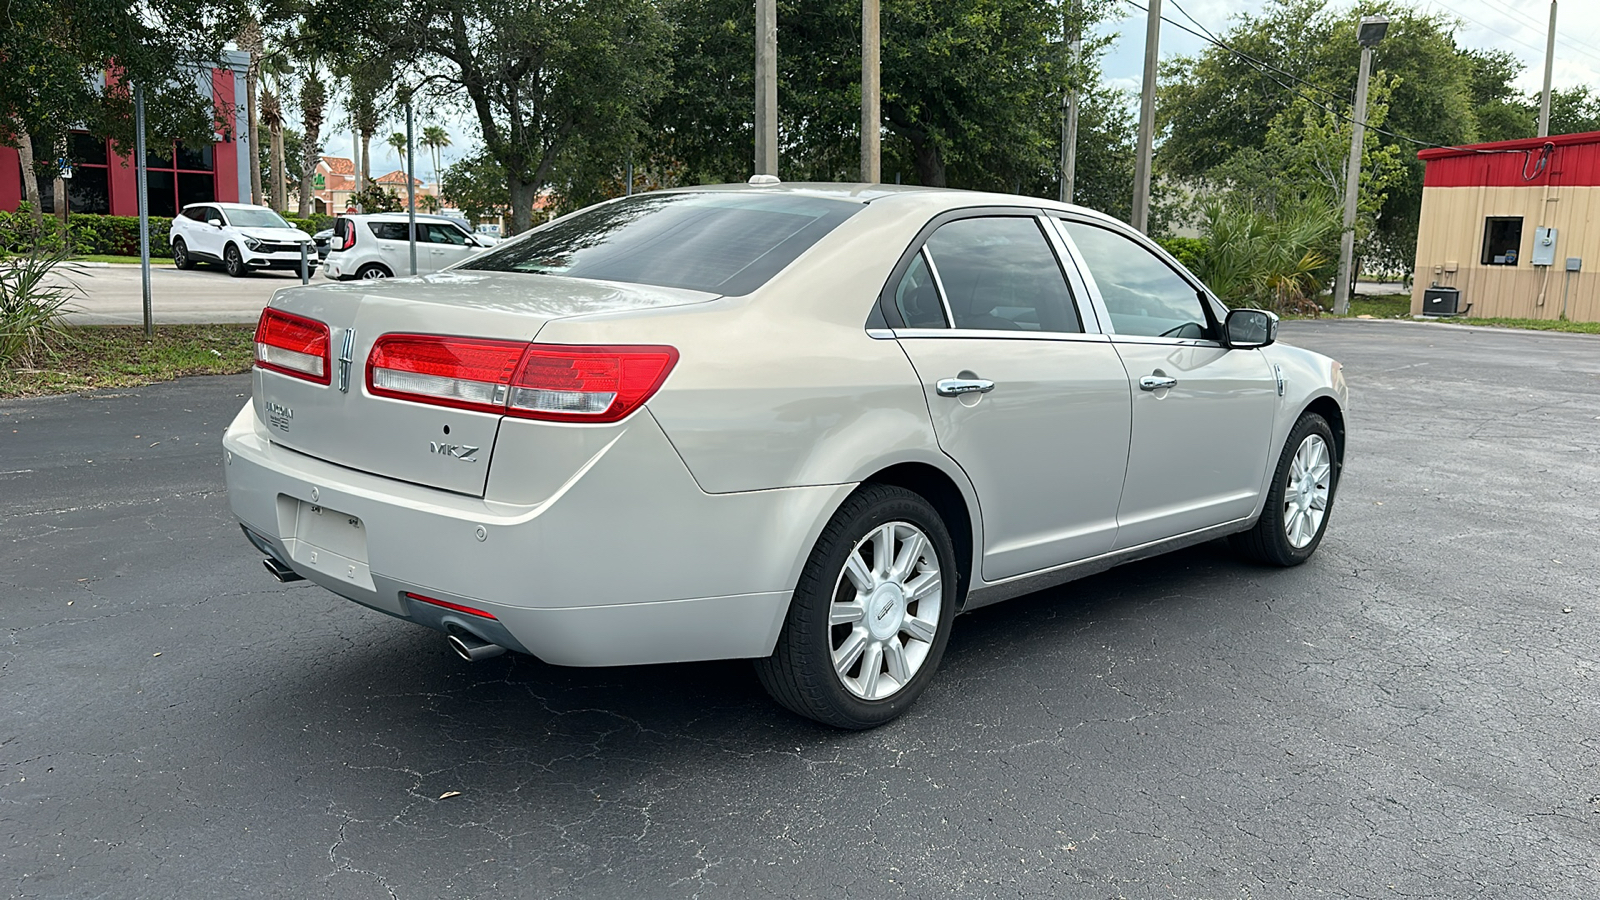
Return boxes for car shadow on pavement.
[231,540,1287,763]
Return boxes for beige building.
[1411,131,1600,322]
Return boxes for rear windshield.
[458,192,862,295]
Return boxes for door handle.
[1139,375,1178,391]
[936,378,996,397]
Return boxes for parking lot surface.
[3,320,1597,898]
[56,264,312,325]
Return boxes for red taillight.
[405,592,498,620]
[367,335,677,423]
[255,308,331,384]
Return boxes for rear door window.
[460,192,862,295]
[369,222,409,241]
[922,217,1082,333]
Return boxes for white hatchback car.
[170,202,314,277]
[322,213,494,280]
[226,184,1347,728]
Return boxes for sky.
[324,0,1600,180]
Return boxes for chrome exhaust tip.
[448,632,507,662]
[263,557,304,583]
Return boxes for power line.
[1462,0,1600,65]
[1163,0,1350,105]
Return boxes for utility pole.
[1130,0,1161,233]
[1061,1,1080,204]
[1333,15,1389,317]
[755,0,778,177]
[1539,0,1557,137]
[861,0,880,183]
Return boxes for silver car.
[225,183,1347,728]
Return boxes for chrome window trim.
[892,327,1111,344]
[1104,332,1225,349]
[1035,214,1105,335]
[919,247,957,328]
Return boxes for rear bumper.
[222,403,851,666]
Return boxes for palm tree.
[258,47,295,211]
[420,126,450,197]
[297,57,327,216]
[387,131,408,172]
[237,14,263,205]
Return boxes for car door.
[193,205,226,259]
[886,211,1132,582]
[368,221,418,275]
[1054,217,1279,550]
[423,223,476,271]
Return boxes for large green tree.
[319,0,672,232]
[1,0,245,215]
[651,0,1124,198]
[1157,0,1529,267]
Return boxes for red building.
[1,50,252,218]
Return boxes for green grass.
[1321,292,1598,334]
[70,254,167,265]
[0,324,255,398]
[1343,293,1412,319]
[1458,317,1600,334]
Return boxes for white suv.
[170,202,314,277]
[322,213,494,280]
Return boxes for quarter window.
[921,217,1082,333]
[370,222,409,241]
[893,252,948,327]
[1060,221,1211,339]
[1481,217,1522,266]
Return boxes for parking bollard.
[300,243,310,285]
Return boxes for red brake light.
[255,308,331,384]
[405,592,498,620]
[366,335,677,423]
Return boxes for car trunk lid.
[252,271,714,496]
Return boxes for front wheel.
[1232,412,1338,566]
[755,484,959,729]
[172,238,194,270]
[224,243,248,277]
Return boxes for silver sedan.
[225,183,1347,728]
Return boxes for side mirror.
[1225,308,1278,349]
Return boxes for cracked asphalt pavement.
[3,320,1597,899]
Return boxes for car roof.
[344,212,467,223]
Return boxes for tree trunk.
[270,125,285,210]
[53,137,67,224]
[246,67,262,204]
[14,124,41,220]
[912,139,946,188]
[509,177,538,235]
[360,131,372,192]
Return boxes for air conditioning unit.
[1421,287,1461,316]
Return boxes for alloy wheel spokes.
[1283,434,1331,549]
[829,520,943,701]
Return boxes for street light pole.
[1539,1,1557,137]
[861,0,880,183]
[1130,0,1161,233]
[405,96,417,276]
[1333,15,1389,317]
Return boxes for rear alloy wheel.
[356,263,390,280]
[224,243,248,278]
[172,238,194,270]
[756,484,958,729]
[1232,412,1338,566]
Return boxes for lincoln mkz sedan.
[225,183,1347,728]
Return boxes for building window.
[145,140,216,217]
[1481,217,1523,266]
[32,132,113,214]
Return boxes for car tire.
[1232,412,1338,567]
[224,243,248,278]
[755,484,959,729]
[172,238,195,270]
[356,263,391,280]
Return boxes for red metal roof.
[1419,131,1600,188]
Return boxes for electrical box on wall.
[1532,227,1558,266]
[1568,257,1583,272]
